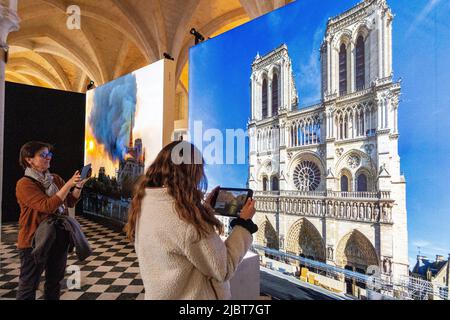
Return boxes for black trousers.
[16,228,70,300]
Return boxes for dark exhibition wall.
[2,82,86,222]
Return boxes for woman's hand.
[67,171,82,188]
[76,178,89,189]
[205,186,220,208]
[239,198,256,220]
[57,171,81,202]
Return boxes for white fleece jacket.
[135,188,253,300]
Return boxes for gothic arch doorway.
[286,218,325,262]
[256,219,279,250]
[336,230,378,270]
[336,230,379,295]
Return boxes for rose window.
[293,161,321,191]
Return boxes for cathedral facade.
[248,0,409,281]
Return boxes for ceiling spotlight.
[190,28,205,45]
[87,80,95,90]
[163,52,174,61]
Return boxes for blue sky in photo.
[188,0,450,268]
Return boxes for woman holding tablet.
[125,140,258,300]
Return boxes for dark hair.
[19,141,53,170]
[125,141,223,241]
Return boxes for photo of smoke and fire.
[83,61,166,223]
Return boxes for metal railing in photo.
[251,245,449,300]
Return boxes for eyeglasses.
[39,152,53,159]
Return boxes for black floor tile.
[96,278,115,285]
[0,275,17,282]
[106,285,126,293]
[87,272,106,278]
[130,279,143,286]
[78,292,102,300]
[81,265,98,272]
[117,293,139,300]
[122,257,135,262]
[110,267,127,273]
[1,290,17,299]
[0,282,18,290]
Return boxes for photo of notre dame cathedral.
[248,0,408,282]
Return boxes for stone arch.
[286,218,326,261]
[269,66,280,116]
[257,159,276,182]
[352,22,371,42]
[256,218,279,250]
[35,0,151,60]
[335,149,376,179]
[261,72,269,119]
[270,175,279,191]
[9,30,103,85]
[355,167,373,192]
[333,29,353,50]
[339,168,352,192]
[336,230,379,271]
[268,64,281,79]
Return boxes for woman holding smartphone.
[125,140,258,300]
[15,141,89,300]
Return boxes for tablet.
[80,164,92,180]
[211,187,253,217]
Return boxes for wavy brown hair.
[125,140,223,241]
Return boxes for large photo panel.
[83,59,175,223]
[188,0,450,274]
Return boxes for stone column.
[349,41,355,93]
[280,59,285,111]
[268,75,272,118]
[0,0,20,238]
[250,74,255,120]
[327,40,331,95]
[377,12,383,79]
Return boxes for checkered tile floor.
[0,216,144,300]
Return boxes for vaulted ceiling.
[6,0,292,125]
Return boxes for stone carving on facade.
[379,163,390,176]
[359,204,365,220]
[367,205,372,219]
[327,246,334,260]
[279,235,285,249]
[318,146,326,158]
[364,144,374,156]
[383,257,392,274]
[382,206,391,222]
[336,148,344,157]
[374,206,380,222]
[347,155,361,169]
[326,167,335,178]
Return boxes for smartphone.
[80,164,92,180]
[210,187,253,217]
